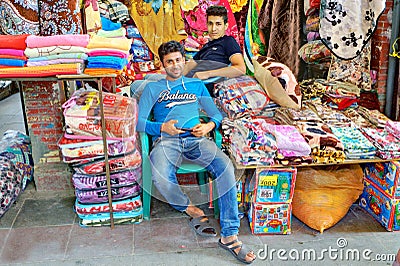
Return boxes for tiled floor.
[0,92,399,266]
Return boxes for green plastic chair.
[139,124,222,220]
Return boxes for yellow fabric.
[128,0,187,66]
[86,35,131,51]
[84,68,122,75]
[229,0,249,13]
[180,0,198,12]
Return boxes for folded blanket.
[26,34,90,48]
[87,49,128,58]
[25,46,87,58]
[27,58,85,67]
[0,58,25,67]
[0,63,83,78]
[83,68,122,75]
[96,28,126,38]
[87,56,128,70]
[28,52,88,62]
[0,55,27,61]
[0,34,29,50]
[0,49,26,57]
[86,35,131,51]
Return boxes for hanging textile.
[319,0,385,60]
[0,0,39,35]
[182,0,239,43]
[128,0,187,65]
[242,0,265,74]
[38,0,83,36]
[257,0,303,79]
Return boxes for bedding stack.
[0,130,34,218]
[23,34,88,76]
[84,35,131,76]
[0,34,28,71]
[59,88,143,227]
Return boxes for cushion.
[252,56,301,109]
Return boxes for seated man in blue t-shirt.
[184,5,246,81]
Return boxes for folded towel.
[0,49,26,57]
[26,34,90,48]
[0,34,29,50]
[87,56,128,69]
[86,35,131,51]
[25,46,87,58]
[0,58,25,67]
[0,63,83,78]
[87,49,128,58]
[27,58,85,66]
[27,52,88,62]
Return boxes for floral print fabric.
[0,157,23,218]
[319,0,385,60]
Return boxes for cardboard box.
[247,168,297,203]
[359,179,400,231]
[362,161,400,199]
[248,202,292,234]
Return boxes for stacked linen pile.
[360,127,400,160]
[329,126,376,159]
[273,106,323,126]
[357,106,390,128]
[25,34,88,67]
[0,34,28,71]
[386,121,400,139]
[84,35,131,75]
[270,125,313,165]
[59,88,143,226]
[295,122,346,164]
[305,101,352,127]
[22,34,88,76]
[126,26,158,78]
[231,118,277,166]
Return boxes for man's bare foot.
[220,235,256,264]
[185,205,207,220]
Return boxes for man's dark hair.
[158,41,184,63]
[206,5,228,24]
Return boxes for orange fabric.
[0,63,83,77]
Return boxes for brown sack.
[292,165,364,233]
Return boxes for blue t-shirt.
[137,76,222,141]
[193,35,242,65]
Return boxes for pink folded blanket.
[26,34,90,48]
[0,49,26,57]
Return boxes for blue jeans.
[149,136,240,237]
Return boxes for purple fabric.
[75,183,141,204]
[72,168,141,190]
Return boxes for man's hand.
[193,71,211,80]
[161,120,184,135]
[191,122,215,137]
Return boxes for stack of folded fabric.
[386,121,400,139]
[84,35,131,75]
[329,126,376,159]
[361,127,400,160]
[231,118,277,166]
[126,26,158,78]
[306,102,353,127]
[274,106,323,125]
[22,34,88,76]
[270,125,313,165]
[357,106,390,128]
[59,88,143,226]
[0,34,28,70]
[295,122,346,164]
[342,108,376,128]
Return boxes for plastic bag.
[292,164,364,233]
